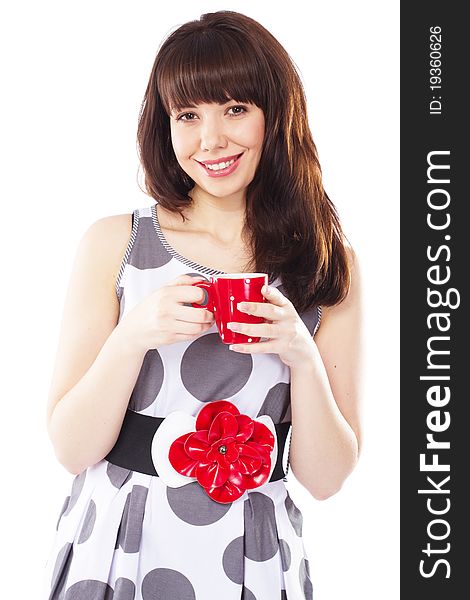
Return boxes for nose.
[200,116,227,152]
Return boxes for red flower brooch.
[151,400,277,504]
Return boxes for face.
[169,100,265,202]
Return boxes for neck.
[185,187,248,245]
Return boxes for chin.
[200,185,248,200]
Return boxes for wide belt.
[105,408,290,482]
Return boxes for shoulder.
[344,242,361,300]
[317,242,362,330]
[83,213,133,244]
[78,213,133,280]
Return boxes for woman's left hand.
[227,284,317,368]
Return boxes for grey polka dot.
[279,539,291,571]
[141,568,195,600]
[114,578,135,599]
[244,492,278,561]
[242,586,257,600]
[285,492,303,537]
[167,481,231,525]
[78,500,96,544]
[283,404,292,423]
[63,470,86,516]
[129,349,164,411]
[181,334,252,401]
[299,558,313,600]
[115,485,148,553]
[277,284,319,335]
[106,463,133,489]
[65,579,114,599]
[222,536,244,584]
[50,542,73,598]
[56,496,70,530]
[257,382,291,424]
[130,215,172,269]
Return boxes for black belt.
[105,408,290,481]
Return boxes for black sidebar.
[401,2,468,597]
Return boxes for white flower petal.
[255,415,278,481]
[151,411,197,488]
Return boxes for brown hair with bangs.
[137,10,351,313]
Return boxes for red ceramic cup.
[191,273,268,344]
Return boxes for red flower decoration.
[168,400,275,503]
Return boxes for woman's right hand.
[116,274,215,352]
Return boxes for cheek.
[255,121,265,149]
[170,126,194,161]
[170,136,186,162]
[244,117,265,151]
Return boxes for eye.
[176,112,198,122]
[228,105,247,116]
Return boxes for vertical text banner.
[401,2,468,597]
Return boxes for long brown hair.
[137,10,351,313]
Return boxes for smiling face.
[169,101,265,203]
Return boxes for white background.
[1,1,399,598]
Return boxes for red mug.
[191,273,268,344]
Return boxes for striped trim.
[115,210,140,299]
[313,305,322,336]
[151,203,226,276]
[284,424,293,479]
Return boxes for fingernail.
[237,302,247,311]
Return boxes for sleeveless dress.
[41,204,322,600]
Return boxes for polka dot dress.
[41,204,321,600]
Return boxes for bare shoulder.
[321,243,362,322]
[80,213,133,281]
[315,244,363,353]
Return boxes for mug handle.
[190,281,214,311]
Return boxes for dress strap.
[115,209,140,300]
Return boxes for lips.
[195,152,244,178]
[197,152,244,166]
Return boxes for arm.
[227,246,363,500]
[46,215,214,475]
[46,214,147,474]
[288,247,363,499]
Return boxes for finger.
[169,274,208,286]
[170,319,213,336]
[173,331,207,340]
[170,285,210,305]
[237,300,285,321]
[226,321,278,339]
[229,339,277,354]
[174,305,214,324]
[261,285,291,307]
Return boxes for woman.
[43,10,362,600]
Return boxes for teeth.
[205,158,236,171]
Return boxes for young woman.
[42,10,362,600]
